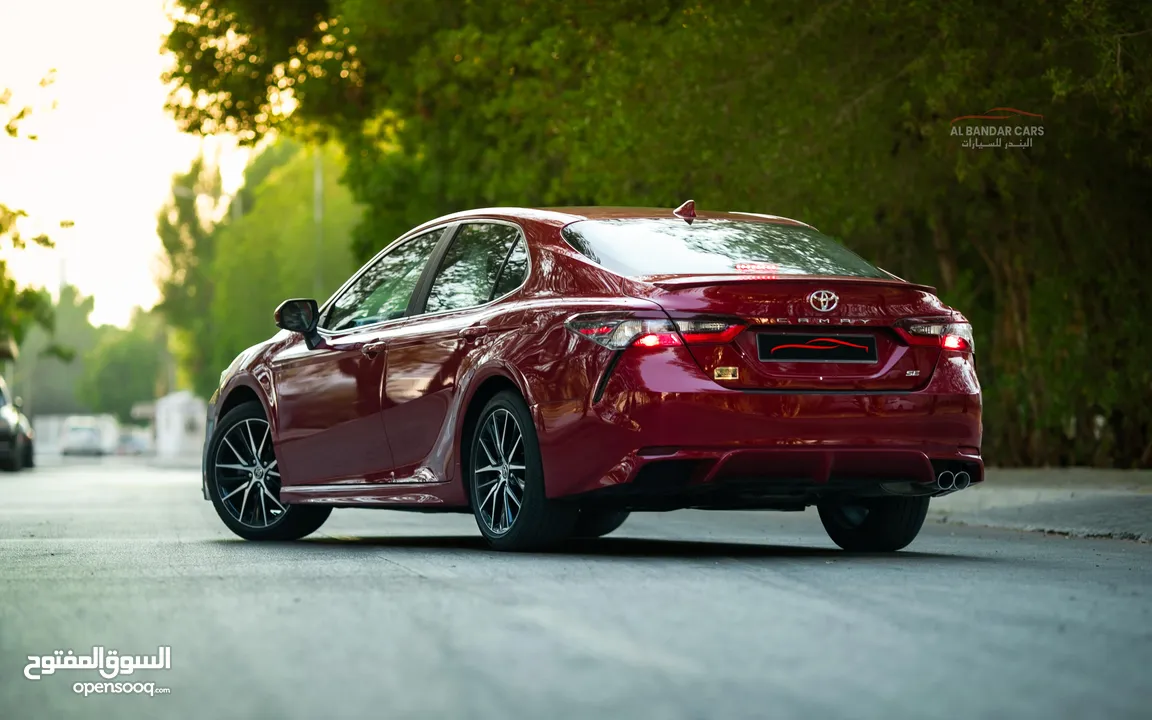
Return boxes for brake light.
[898,322,975,353]
[733,262,779,278]
[633,332,682,348]
[942,334,967,351]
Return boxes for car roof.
[405,206,816,235]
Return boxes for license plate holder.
[757,333,878,363]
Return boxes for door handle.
[459,326,489,341]
[360,341,387,357]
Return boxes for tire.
[818,496,930,552]
[22,441,33,468]
[2,438,24,472]
[467,390,577,551]
[572,509,630,538]
[206,401,331,541]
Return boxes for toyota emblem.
[808,290,839,312]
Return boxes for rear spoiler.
[636,274,938,294]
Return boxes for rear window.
[561,218,887,279]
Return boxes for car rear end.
[550,214,982,510]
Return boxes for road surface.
[2,458,1150,720]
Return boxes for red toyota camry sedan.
[202,202,982,552]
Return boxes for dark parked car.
[0,375,34,471]
[203,203,982,551]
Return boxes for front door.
[272,227,449,487]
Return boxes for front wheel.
[817,496,930,552]
[467,390,577,551]
[207,401,331,541]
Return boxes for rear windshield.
[561,218,888,278]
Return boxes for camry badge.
[808,290,839,312]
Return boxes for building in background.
[154,390,206,466]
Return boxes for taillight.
[566,317,682,350]
[673,319,746,344]
[898,322,975,353]
[566,315,745,349]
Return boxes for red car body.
[204,206,981,520]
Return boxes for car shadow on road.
[272,534,992,562]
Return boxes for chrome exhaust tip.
[954,471,971,490]
[936,471,956,490]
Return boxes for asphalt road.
[2,458,1150,720]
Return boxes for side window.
[322,228,444,332]
[491,239,528,299]
[423,224,522,314]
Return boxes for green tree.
[155,157,221,396]
[0,79,60,354]
[77,310,166,424]
[10,285,108,416]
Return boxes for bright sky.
[0,0,246,327]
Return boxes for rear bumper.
[535,345,982,501]
[567,446,982,511]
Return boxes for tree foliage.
[155,157,221,397]
[156,140,361,396]
[77,310,168,424]
[163,0,1152,466]
[10,286,106,416]
[0,80,59,352]
[208,141,359,384]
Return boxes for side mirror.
[274,298,322,349]
[12,397,22,410]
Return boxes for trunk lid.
[624,275,952,391]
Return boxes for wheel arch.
[218,382,265,418]
[457,369,527,507]
[215,377,275,437]
[204,375,274,502]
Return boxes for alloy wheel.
[213,418,287,528]
[473,408,526,535]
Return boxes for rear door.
[381,222,528,478]
[272,227,447,487]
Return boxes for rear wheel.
[573,509,630,538]
[207,401,331,541]
[467,390,577,551]
[818,496,929,552]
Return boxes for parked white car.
[61,426,105,456]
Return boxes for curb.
[928,469,1152,542]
